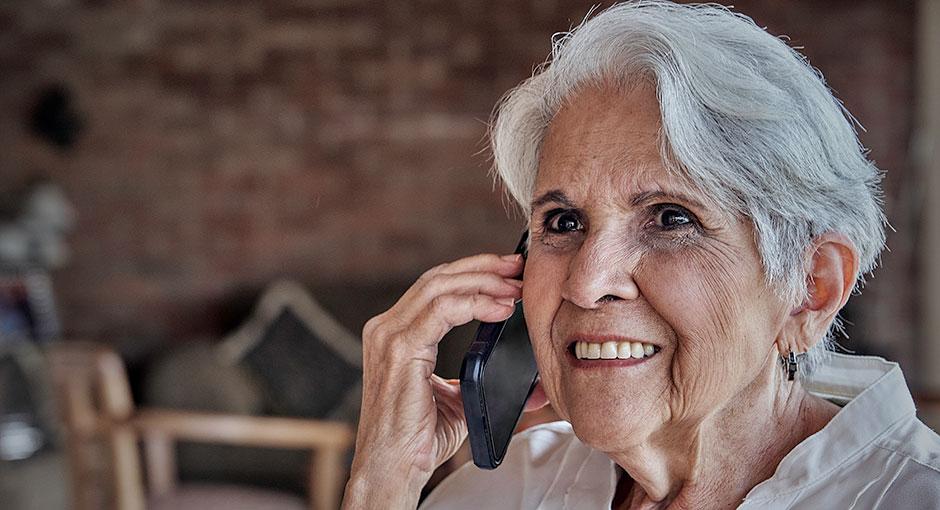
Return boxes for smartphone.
[459,231,539,469]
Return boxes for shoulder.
[741,417,940,509]
[745,357,940,509]
[878,417,940,468]
[817,418,940,509]
[419,421,599,510]
[870,417,940,502]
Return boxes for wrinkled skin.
[343,78,852,510]
[523,80,845,508]
[524,80,784,454]
[343,254,525,508]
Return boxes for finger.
[401,294,516,351]
[430,375,469,467]
[430,375,465,420]
[426,253,524,279]
[430,374,461,395]
[389,253,523,323]
[392,271,522,324]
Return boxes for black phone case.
[459,230,536,469]
[460,322,539,469]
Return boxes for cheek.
[638,251,739,341]
[522,253,568,413]
[635,244,772,417]
[522,255,557,330]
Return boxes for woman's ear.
[778,233,860,354]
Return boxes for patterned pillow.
[218,281,362,422]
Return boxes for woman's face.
[522,82,791,452]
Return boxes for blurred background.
[0,1,937,509]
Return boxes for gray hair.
[491,1,886,346]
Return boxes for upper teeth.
[574,340,657,360]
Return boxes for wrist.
[343,469,426,510]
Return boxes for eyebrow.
[530,189,575,209]
[530,188,707,211]
[630,190,706,210]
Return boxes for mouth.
[566,337,661,367]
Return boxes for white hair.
[490,1,886,369]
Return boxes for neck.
[608,354,839,510]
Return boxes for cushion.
[149,483,306,510]
[218,281,362,422]
[144,339,263,415]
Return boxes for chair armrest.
[132,408,355,450]
[133,408,355,509]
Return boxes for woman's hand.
[342,253,524,508]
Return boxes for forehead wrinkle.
[536,82,717,215]
[603,158,701,213]
[535,153,725,229]
[536,146,613,206]
[539,98,659,174]
[613,157,726,217]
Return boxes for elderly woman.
[342,2,940,509]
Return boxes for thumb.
[430,375,469,465]
[430,375,465,416]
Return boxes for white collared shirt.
[420,354,940,509]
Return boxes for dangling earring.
[783,351,805,381]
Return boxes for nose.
[561,232,641,309]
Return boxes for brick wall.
[0,1,918,374]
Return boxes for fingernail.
[504,278,523,288]
[501,254,522,262]
[497,297,517,307]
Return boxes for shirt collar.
[745,353,916,500]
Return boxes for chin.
[562,386,663,453]
[569,411,658,453]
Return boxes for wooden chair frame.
[47,342,355,510]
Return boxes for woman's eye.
[654,205,696,230]
[546,210,583,233]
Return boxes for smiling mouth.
[568,340,661,361]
